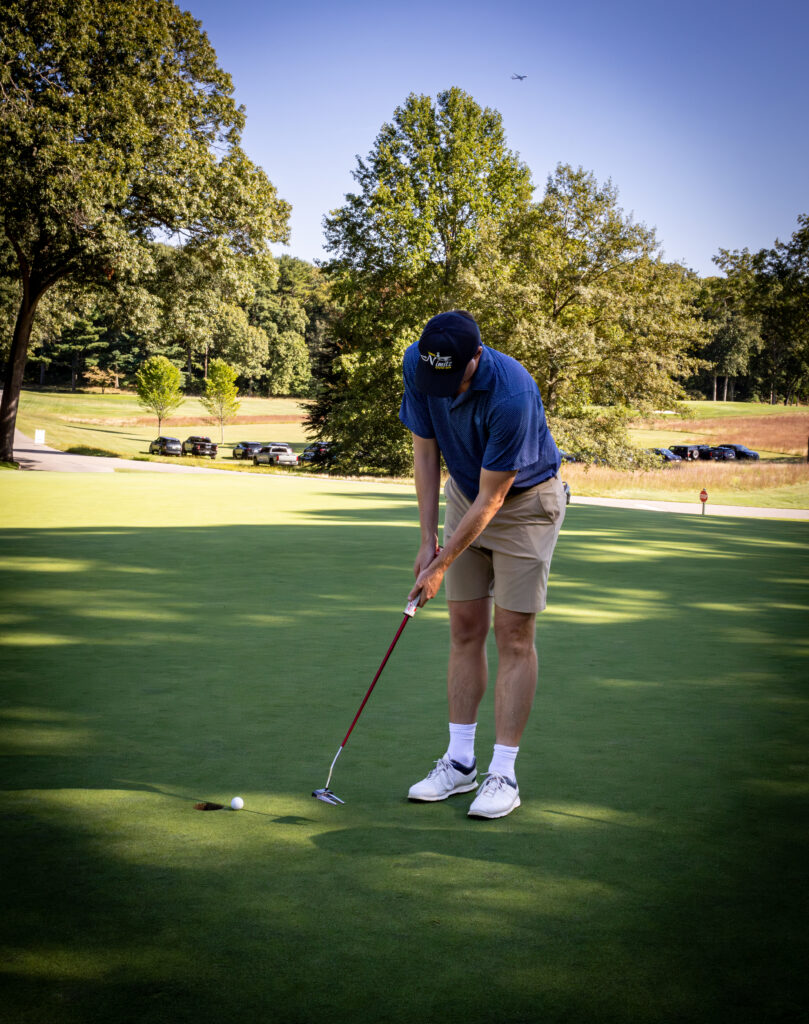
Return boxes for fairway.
[1,473,807,1024]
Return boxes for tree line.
[2,2,806,469]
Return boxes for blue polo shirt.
[399,342,561,501]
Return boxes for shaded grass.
[1,473,808,1024]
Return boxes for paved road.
[12,429,224,474]
[9,429,809,520]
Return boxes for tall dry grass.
[645,414,809,456]
[563,458,809,504]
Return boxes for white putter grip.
[404,597,419,618]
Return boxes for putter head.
[312,788,345,805]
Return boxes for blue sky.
[185,0,807,276]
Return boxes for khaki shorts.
[443,475,566,614]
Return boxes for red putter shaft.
[313,597,419,803]
[339,605,415,748]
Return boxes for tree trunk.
[204,345,208,379]
[71,351,79,392]
[0,294,39,462]
[722,376,728,401]
[712,375,717,401]
[39,362,46,386]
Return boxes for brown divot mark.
[194,801,224,811]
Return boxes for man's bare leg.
[447,597,492,723]
[492,605,537,746]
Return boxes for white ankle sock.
[447,722,477,769]
[488,743,519,782]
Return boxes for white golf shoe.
[407,756,477,802]
[467,773,521,819]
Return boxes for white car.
[253,443,298,467]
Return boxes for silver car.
[253,443,298,467]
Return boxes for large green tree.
[696,275,760,401]
[716,215,809,404]
[0,0,289,461]
[459,165,705,464]
[317,88,533,472]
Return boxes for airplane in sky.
[511,73,527,80]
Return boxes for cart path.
[9,429,809,519]
[571,495,808,521]
[12,429,225,474]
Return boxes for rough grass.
[564,459,809,508]
[1,473,807,1024]
[642,414,809,457]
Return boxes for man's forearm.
[412,434,441,546]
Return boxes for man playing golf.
[399,310,566,819]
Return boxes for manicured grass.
[676,400,808,419]
[1,474,807,1024]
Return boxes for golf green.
[1,473,807,1024]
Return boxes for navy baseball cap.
[415,311,482,397]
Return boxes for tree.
[458,165,705,464]
[696,276,760,401]
[717,215,809,404]
[247,260,312,396]
[318,88,533,472]
[200,359,240,441]
[135,356,184,433]
[0,0,290,461]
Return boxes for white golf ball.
[231,796,244,810]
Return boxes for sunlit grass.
[1,474,807,1024]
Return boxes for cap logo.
[421,351,453,371]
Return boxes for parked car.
[299,442,337,465]
[650,447,682,462]
[669,444,701,461]
[181,436,217,458]
[696,444,735,461]
[558,449,579,463]
[253,443,298,467]
[232,441,265,460]
[149,436,182,456]
[718,443,760,460]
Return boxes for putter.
[313,596,419,805]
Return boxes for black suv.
[149,436,182,456]
[669,444,701,461]
[697,445,735,461]
[718,444,760,461]
[299,442,336,465]
[232,441,265,460]
[181,436,217,458]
